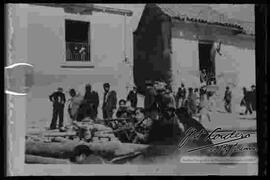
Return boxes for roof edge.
[31,3,133,16]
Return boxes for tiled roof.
[155,4,254,35]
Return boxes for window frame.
[61,14,94,68]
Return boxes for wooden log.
[43,131,77,137]
[25,154,70,164]
[25,140,83,159]
[25,140,149,160]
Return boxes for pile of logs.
[72,119,121,143]
[25,118,148,164]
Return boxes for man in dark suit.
[83,84,99,120]
[49,87,66,130]
[127,86,138,108]
[102,83,117,119]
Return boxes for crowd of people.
[48,81,256,135]
[48,83,137,131]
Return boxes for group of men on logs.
[48,80,215,148]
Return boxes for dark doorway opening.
[199,41,216,85]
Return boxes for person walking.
[242,87,253,115]
[102,83,117,119]
[49,87,66,131]
[224,86,232,113]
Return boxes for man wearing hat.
[102,83,117,119]
[49,87,66,130]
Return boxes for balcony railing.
[66,41,90,61]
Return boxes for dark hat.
[57,87,63,91]
[69,88,76,94]
[226,86,230,89]
[103,83,110,87]
[188,87,193,91]
[85,84,92,89]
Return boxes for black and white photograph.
[4,3,260,175]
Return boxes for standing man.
[102,83,117,119]
[83,84,99,120]
[127,86,138,109]
[176,83,187,108]
[224,86,232,113]
[49,87,66,131]
[251,85,256,111]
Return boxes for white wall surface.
[10,4,136,124]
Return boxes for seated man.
[132,108,153,144]
[116,99,129,118]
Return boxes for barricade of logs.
[25,117,148,164]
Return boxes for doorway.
[199,40,216,84]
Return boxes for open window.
[199,40,216,85]
[65,19,90,62]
